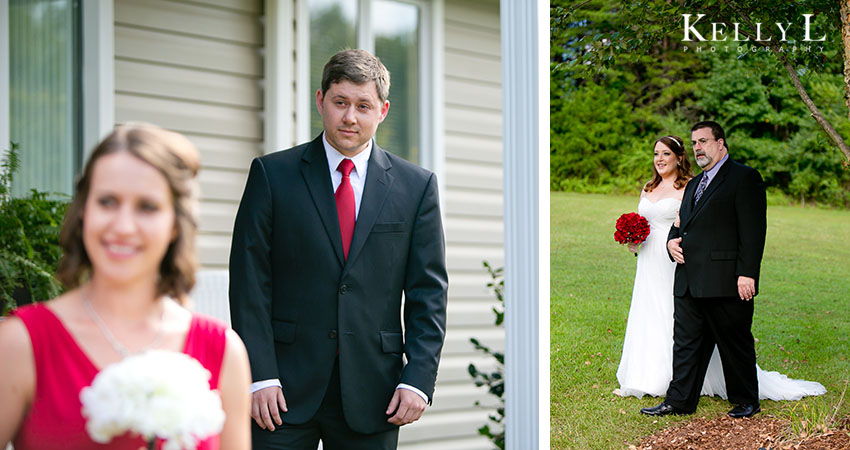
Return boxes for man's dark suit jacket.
[229,135,448,434]
[667,158,767,298]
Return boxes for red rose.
[614,212,650,245]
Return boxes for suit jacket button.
[339,284,349,295]
[683,231,688,236]
[328,330,338,339]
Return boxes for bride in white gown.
[614,136,826,401]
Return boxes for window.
[8,0,82,197]
[309,0,423,163]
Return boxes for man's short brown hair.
[321,49,391,102]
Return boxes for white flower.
[80,350,225,450]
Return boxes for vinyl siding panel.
[114,94,262,140]
[115,60,263,109]
[445,134,503,164]
[113,0,264,269]
[445,190,503,218]
[398,1,503,449]
[445,106,502,138]
[115,27,262,76]
[115,0,263,45]
[188,0,262,14]
[445,78,501,111]
[196,233,233,269]
[401,410,498,448]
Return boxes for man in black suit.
[641,121,766,419]
[229,49,448,449]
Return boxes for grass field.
[550,192,850,449]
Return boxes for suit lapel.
[300,135,346,267]
[345,144,394,268]
[683,160,731,228]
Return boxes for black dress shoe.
[640,402,691,416]
[728,403,760,418]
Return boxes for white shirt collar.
[323,133,371,178]
[703,153,729,183]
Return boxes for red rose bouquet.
[614,212,650,245]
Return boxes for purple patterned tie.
[694,174,709,204]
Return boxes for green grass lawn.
[550,192,850,450]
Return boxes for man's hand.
[737,276,756,301]
[251,386,287,431]
[667,237,685,264]
[386,388,426,426]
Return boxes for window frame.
[0,0,114,187]
[270,0,442,175]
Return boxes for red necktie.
[335,159,356,259]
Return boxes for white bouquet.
[80,350,225,450]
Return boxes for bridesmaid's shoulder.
[0,307,32,365]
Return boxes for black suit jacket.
[667,158,767,298]
[229,135,448,434]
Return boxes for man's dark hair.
[691,120,728,149]
[321,49,390,102]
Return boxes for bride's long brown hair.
[644,135,693,192]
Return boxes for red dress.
[11,303,227,450]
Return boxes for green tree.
[0,143,67,313]
[691,49,850,206]
[553,0,850,163]
[551,0,850,206]
[551,0,706,193]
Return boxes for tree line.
[551,0,850,208]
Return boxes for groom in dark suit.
[229,49,448,449]
[641,121,766,419]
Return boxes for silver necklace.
[82,291,165,358]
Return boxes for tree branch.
[723,0,850,165]
[841,0,850,123]
[772,48,850,163]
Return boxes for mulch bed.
[630,416,850,450]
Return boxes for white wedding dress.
[615,197,826,400]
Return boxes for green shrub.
[0,142,68,314]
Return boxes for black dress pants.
[251,358,399,450]
[665,292,759,412]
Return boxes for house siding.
[113,0,264,268]
[398,0,504,448]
